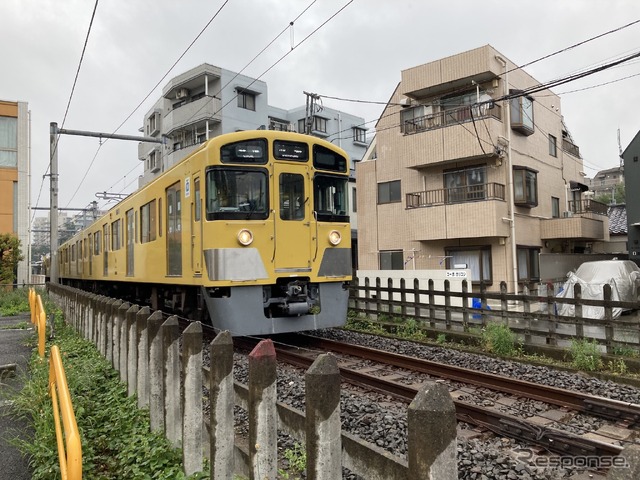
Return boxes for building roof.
[608,204,627,235]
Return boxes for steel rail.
[234,336,625,458]
[297,335,640,427]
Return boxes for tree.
[594,183,625,205]
[0,233,24,286]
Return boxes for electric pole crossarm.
[56,127,163,144]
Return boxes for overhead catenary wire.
[31,0,100,224]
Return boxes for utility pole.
[303,91,321,134]
[48,122,163,284]
[49,122,59,284]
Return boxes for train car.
[57,130,352,335]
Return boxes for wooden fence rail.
[349,277,640,353]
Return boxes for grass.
[0,288,30,316]
[569,339,603,372]
[7,305,209,480]
[480,323,521,357]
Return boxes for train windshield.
[206,168,269,220]
[314,174,349,222]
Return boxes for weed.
[610,345,638,358]
[436,333,447,344]
[0,288,30,316]
[344,316,386,335]
[481,323,521,357]
[396,318,425,340]
[278,443,306,479]
[607,358,628,375]
[0,321,30,330]
[569,339,603,372]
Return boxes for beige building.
[356,45,609,292]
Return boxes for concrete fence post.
[407,381,457,480]
[306,353,341,480]
[209,331,234,480]
[249,339,277,480]
[107,299,123,367]
[126,305,139,398]
[162,315,182,448]
[147,310,165,433]
[182,322,203,476]
[114,302,130,380]
[99,298,110,356]
[88,294,98,343]
[120,304,136,385]
[607,444,640,479]
[136,306,151,409]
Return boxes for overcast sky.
[3,0,640,220]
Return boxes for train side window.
[112,219,121,251]
[194,177,201,221]
[94,231,101,255]
[140,199,157,243]
[158,198,163,237]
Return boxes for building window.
[510,93,534,136]
[147,113,158,135]
[298,116,327,134]
[0,116,17,167]
[400,106,426,134]
[269,118,290,131]
[237,90,256,111]
[353,127,366,143]
[513,167,538,207]
[445,247,492,284]
[380,250,404,270]
[517,247,540,282]
[549,134,557,157]
[444,165,487,203]
[377,180,401,204]
[551,196,560,218]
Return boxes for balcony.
[540,216,607,241]
[402,103,501,135]
[164,95,221,135]
[568,199,608,216]
[406,183,506,208]
[562,139,580,158]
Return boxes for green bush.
[570,339,603,372]
[481,323,520,357]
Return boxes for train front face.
[201,131,351,336]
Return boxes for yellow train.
[57,130,352,335]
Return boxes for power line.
[66,0,232,210]
[31,0,100,225]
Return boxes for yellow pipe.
[49,345,83,480]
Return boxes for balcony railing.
[568,199,608,216]
[402,103,502,135]
[562,139,580,158]
[406,183,506,208]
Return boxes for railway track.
[234,333,639,460]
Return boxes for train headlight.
[328,230,341,246]
[237,229,254,246]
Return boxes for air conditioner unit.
[399,97,412,108]
[562,211,574,218]
[176,88,189,99]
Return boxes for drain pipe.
[496,55,519,294]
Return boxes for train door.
[102,224,109,276]
[126,209,134,276]
[191,177,202,274]
[166,182,182,276]
[273,164,311,272]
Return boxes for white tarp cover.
[556,260,640,319]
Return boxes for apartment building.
[0,100,30,285]
[588,166,624,200]
[623,130,640,262]
[137,63,369,264]
[356,45,609,292]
